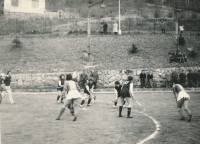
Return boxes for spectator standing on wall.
[113,21,118,35]
[90,69,99,89]
[172,69,179,84]
[147,70,153,88]
[164,70,172,89]
[179,70,186,87]
[140,70,146,88]
[160,20,166,34]
[187,69,194,88]
[103,21,108,35]
[80,70,88,89]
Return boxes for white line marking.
[135,110,160,144]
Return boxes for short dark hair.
[66,74,72,80]
[128,76,133,81]
[7,71,11,74]
[115,81,120,85]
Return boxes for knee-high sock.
[119,106,123,115]
[80,100,85,105]
[57,95,60,100]
[127,108,131,116]
[87,99,91,105]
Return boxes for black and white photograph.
[0,0,200,144]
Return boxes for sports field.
[1,92,200,144]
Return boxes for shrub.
[130,43,138,53]
[12,38,22,46]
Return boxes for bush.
[179,36,185,46]
[12,38,22,46]
[130,43,138,53]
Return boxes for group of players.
[55,72,193,122]
[55,73,96,121]
[0,71,192,122]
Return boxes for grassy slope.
[0,34,199,73]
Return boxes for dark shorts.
[120,89,131,98]
[177,97,189,108]
[57,88,63,92]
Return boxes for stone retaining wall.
[9,66,200,90]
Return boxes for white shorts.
[66,90,82,100]
[177,91,190,101]
[57,90,65,96]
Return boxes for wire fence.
[0,17,200,37]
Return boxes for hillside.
[0,34,199,73]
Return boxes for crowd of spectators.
[139,69,200,89]
[162,69,200,88]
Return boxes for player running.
[56,74,82,121]
[56,74,65,103]
[113,81,126,108]
[172,84,192,122]
[119,76,135,118]
[80,78,96,107]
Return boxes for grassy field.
[1,92,200,144]
[0,34,199,73]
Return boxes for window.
[11,0,19,6]
[32,0,39,8]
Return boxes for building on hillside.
[4,0,46,14]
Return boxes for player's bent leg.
[183,100,192,122]
[87,95,92,106]
[72,99,79,121]
[177,98,185,120]
[118,97,124,117]
[57,91,62,103]
[56,99,71,120]
[126,97,133,118]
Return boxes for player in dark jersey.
[80,78,95,107]
[113,81,126,108]
[172,84,192,122]
[119,76,135,118]
[56,74,65,103]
